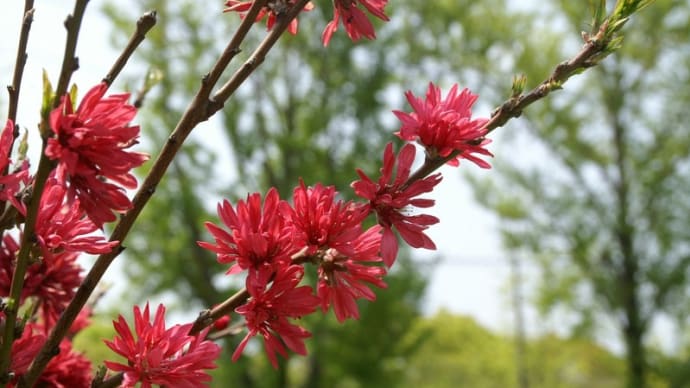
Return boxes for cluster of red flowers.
[197,80,490,367]
[4,322,93,387]
[45,82,149,226]
[1,1,493,385]
[224,0,389,46]
[0,82,151,384]
[105,303,221,387]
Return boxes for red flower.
[3,323,92,387]
[35,177,118,258]
[104,303,221,388]
[233,265,319,368]
[39,340,93,387]
[199,188,294,287]
[322,0,389,46]
[0,234,19,297]
[27,251,84,328]
[4,323,46,386]
[351,142,441,266]
[289,180,368,255]
[316,225,386,321]
[1,233,83,327]
[287,181,386,321]
[224,1,314,35]
[394,83,492,168]
[0,120,30,214]
[45,83,148,226]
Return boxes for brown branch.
[189,288,250,336]
[92,372,123,388]
[53,0,90,108]
[207,0,311,115]
[6,1,35,126]
[188,246,310,336]
[21,1,315,384]
[102,11,158,87]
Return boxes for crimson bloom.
[199,188,294,287]
[0,119,30,214]
[4,323,46,386]
[2,322,91,387]
[0,233,83,327]
[234,265,320,368]
[288,181,386,321]
[322,0,389,46]
[394,82,492,168]
[316,225,386,321]
[38,340,93,387]
[35,177,118,259]
[45,82,148,226]
[224,1,314,35]
[289,180,369,255]
[351,142,441,267]
[104,303,221,388]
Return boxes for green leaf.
[590,0,607,34]
[40,69,55,120]
[69,83,79,110]
[17,129,29,161]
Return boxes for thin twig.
[102,11,157,87]
[53,0,89,108]
[92,372,123,388]
[188,246,310,336]
[6,1,35,129]
[21,1,314,384]
[189,288,250,336]
[0,0,90,378]
[208,0,311,114]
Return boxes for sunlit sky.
[6,1,675,355]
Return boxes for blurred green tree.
[467,1,690,387]
[401,310,636,388]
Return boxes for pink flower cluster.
[1,2,493,384]
[105,304,221,387]
[4,322,92,387]
[1,82,149,383]
[197,82,490,368]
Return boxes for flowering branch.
[0,0,91,377]
[402,14,626,189]
[0,155,54,379]
[21,1,309,384]
[209,0,311,112]
[0,0,655,385]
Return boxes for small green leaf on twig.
[69,84,79,110]
[589,0,607,34]
[144,67,164,91]
[40,69,55,121]
[17,130,29,162]
[134,67,164,108]
[511,74,527,97]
